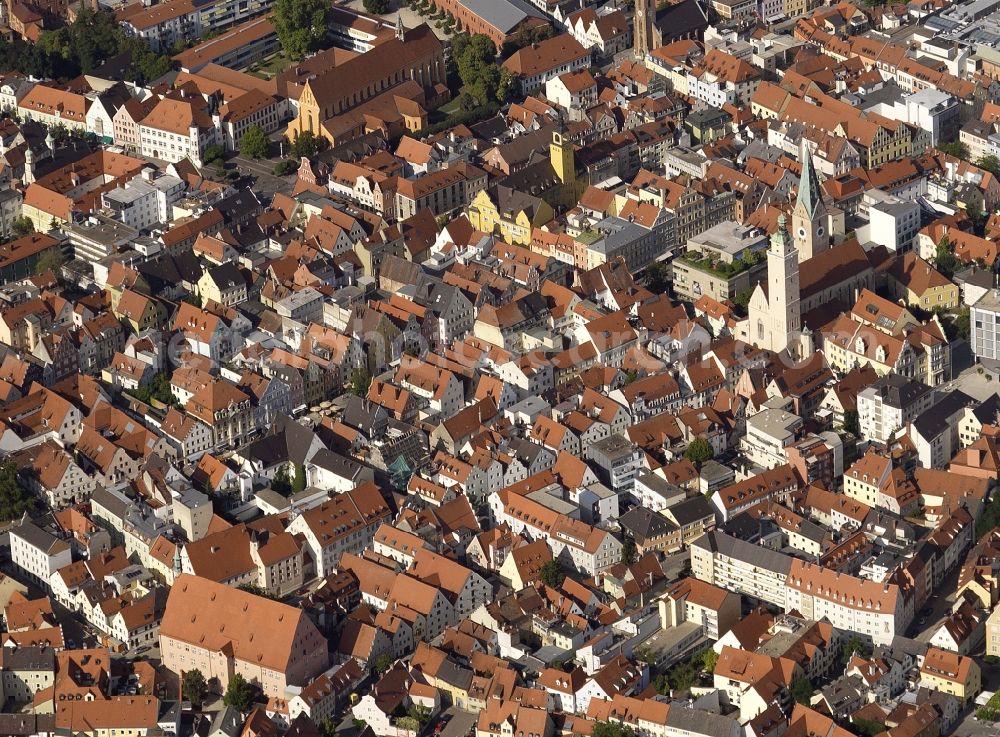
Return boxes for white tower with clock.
[746,213,807,359]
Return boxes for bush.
[273,159,298,176]
[202,144,225,165]
[416,101,500,137]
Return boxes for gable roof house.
[160,574,329,697]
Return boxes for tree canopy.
[644,262,671,294]
[273,0,332,59]
[35,248,64,276]
[239,125,269,160]
[0,458,35,522]
[621,538,637,566]
[292,464,307,492]
[348,366,372,397]
[538,560,566,588]
[182,670,208,708]
[132,373,180,408]
[684,438,714,466]
[790,676,815,705]
[223,673,254,713]
[363,0,391,12]
[13,8,174,82]
[979,154,1000,177]
[12,217,33,240]
[934,236,960,278]
[593,723,637,737]
[451,33,510,106]
[289,131,320,159]
[937,141,968,160]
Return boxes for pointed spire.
[395,14,405,41]
[796,146,824,218]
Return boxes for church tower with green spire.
[791,146,829,261]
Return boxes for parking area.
[437,708,477,737]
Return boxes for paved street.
[661,548,690,581]
[934,339,1000,401]
[911,564,963,641]
[229,154,296,203]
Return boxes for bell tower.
[767,213,801,357]
[635,0,656,57]
[791,146,829,261]
[550,132,574,185]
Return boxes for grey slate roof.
[666,495,714,526]
[452,0,545,33]
[866,373,932,409]
[310,448,367,481]
[0,645,56,671]
[912,390,974,439]
[692,530,794,576]
[665,705,742,737]
[10,520,65,555]
[619,506,678,543]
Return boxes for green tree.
[851,719,887,737]
[621,538,637,565]
[35,247,64,276]
[223,672,254,713]
[684,438,714,467]
[348,366,372,397]
[0,458,35,522]
[733,288,753,317]
[373,653,394,674]
[840,636,871,666]
[538,560,566,588]
[453,33,502,106]
[701,648,719,673]
[644,261,671,294]
[236,583,281,601]
[938,141,969,159]
[182,669,208,708]
[203,144,225,165]
[292,464,307,492]
[133,373,179,407]
[790,676,814,705]
[592,723,636,737]
[934,236,960,278]
[272,465,292,494]
[363,0,390,12]
[979,154,1000,177]
[239,125,269,160]
[290,131,320,159]
[496,67,518,102]
[12,217,33,239]
[843,409,859,436]
[977,489,1000,539]
[952,307,971,342]
[273,0,332,59]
